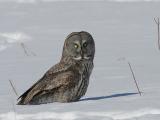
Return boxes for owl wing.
[17,62,74,105]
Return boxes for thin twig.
[154,18,158,24]
[128,62,142,96]
[20,43,29,56]
[20,42,36,56]
[30,50,36,56]
[154,17,160,50]
[9,80,18,96]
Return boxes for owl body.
[17,31,95,105]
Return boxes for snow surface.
[0,0,160,3]
[0,1,160,120]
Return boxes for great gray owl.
[17,31,95,105]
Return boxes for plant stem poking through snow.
[20,42,29,56]
[20,42,36,56]
[154,17,160,50]
[128,62,142,96]
[9,80,18,97]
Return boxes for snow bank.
[0,108,160,120]
[0,0,159,3]
[109,0,159,2]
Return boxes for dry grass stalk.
[9,79,18,96]
[128,62,142,96]
[20,42,29,56]
[154,17,160,50]
[20,42,36,56]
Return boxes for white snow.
[0,32,31,52]
[0,45,7,51]
[0,0,160,3]
[0,1,160,120]
[0,108,160,120]
[0,32,31,43]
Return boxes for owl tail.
[17,97,26,105]
[17,88,33,105]
[17,92,30,105]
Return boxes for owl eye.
[74,44,79,48]
[83,42,87,47]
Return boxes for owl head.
[61,31,95,62]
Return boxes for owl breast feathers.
[17,31,95,105]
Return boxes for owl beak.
[73,49,86,61]
[80,49,86,60]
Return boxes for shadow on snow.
[80,92,138,101]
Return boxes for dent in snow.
[0,45,7,51]
[0,32,31,52]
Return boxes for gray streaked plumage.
[17,31,95,105]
